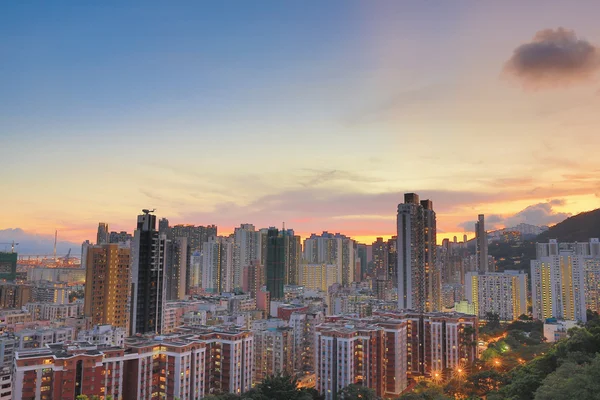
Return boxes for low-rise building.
[543,319,578,342]
[77,325,126,347]
[14,327,74,349]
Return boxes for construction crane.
[0,241,19,253]
[63,248,72,262]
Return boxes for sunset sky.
[2,1,600,252]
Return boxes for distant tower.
[397,193,440,312]
[372,238,388,280]
[266,228,285,300]
[165,237,189,300]
[159,218,170,238]
[475,214,489,273]
[130,210,167,335]
[97,223,109,245]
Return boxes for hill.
[537,208,600,242]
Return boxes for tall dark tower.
[130,209,166,335]
[266,228,285,300]
[397,193,440,312]
[475,214,489,273]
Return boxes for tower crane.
[0,241,19,253]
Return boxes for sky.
[2,1,600,253]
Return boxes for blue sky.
[2,1,600,250]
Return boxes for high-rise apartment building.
[303,232,355,286]
[189,250,202,288]
[158,217,170,237]
[242,260,264,298]
[84,243,131,331]
[130,210,167,335]
[531,239,600,322]
[252,326,293,383]
[234,224,260,289]
[202,236,235,293]
[171,224,218,251]
[372,237,388,279]
[465,271,527,321]
[266,228,286,300]
[356,243,367,281]
[165,237,189,300]
[315,322,387,400]
[289,311,324,374]
[96,222,109,245]
[108,231,133,244]
[14,327,253,400]
[286,231,302,286]
[585,257,600,313]
[475,215,489,273]
[0,282,31,308]
[299,263,338,291]
[315,317,411,400]
[14,343,126,400]
[387,236,398,284]
[397,193,440,312]
[374,310,478,378]
[0,252,17,281]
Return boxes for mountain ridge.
[537,208,600,242]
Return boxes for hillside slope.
[537,208,600,242]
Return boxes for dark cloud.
[504,28,600,89]
[0,228,80,255]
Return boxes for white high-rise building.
[234,224,260,289]
[465,271,527,321]
[531,239,600,323]
[202,236,235,293]
[397,193,440,312]
[303,232,355,286]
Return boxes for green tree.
[397,384,449,399]
[247,374,312,400]
[338,384,380,400]
[485,312,501,329]
[466,369,508,397]
[534,355,600,400]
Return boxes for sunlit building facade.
[531,239,600,322]
[84,243,131,331]
[465,271,527,321]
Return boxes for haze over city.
[2,2,600,250]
